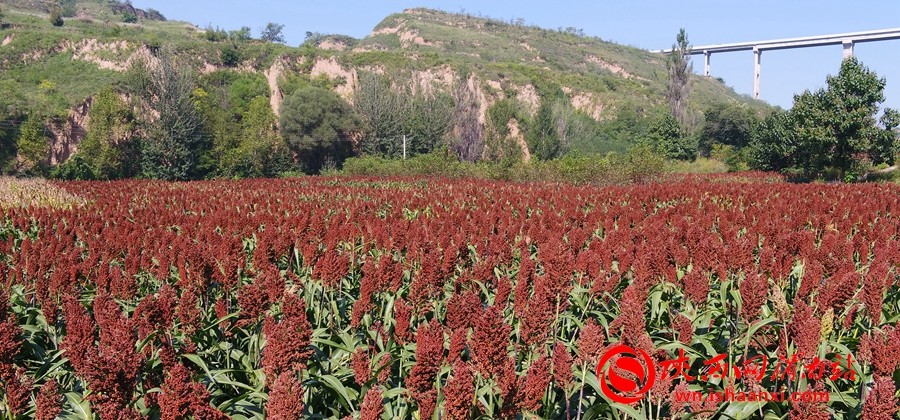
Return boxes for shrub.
[49,7,64,27]
[220,44,240,67]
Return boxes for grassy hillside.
[0,0,294,114]
[346,8,761,109]
[0,1,771,174]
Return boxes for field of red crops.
[0,175,898,419]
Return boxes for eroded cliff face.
[42,53,599,166]
[38,39,613,167]
[48,97,92,166]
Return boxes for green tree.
[699,102,756,157]
[748,109,796,172]
[129,50,207,180]
[527,98,561,160]
[0,115,17,174]
[353,72,407,156]
[753,58,892,179]
[260,22,285,43]
[78,89,138,179]
[16,114,49,172]
[874,108,899,165]
[666,29,692,129]
[230,27,252,42]
[353,72,454,158]
[222,95,292,177]
[280,86,360,173]
[451,74,483,162]
[645,113,697,161]
[405,91,453,156]
[593,105,653,155]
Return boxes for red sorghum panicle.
[262,293,313,380]
[374,352,392,383]
[443,360,474,420]
[446,289,481,331]
[611,284,647,343]
[862,376,898,420]
[60,296,94,375]
[520,276,556,345]
[577,318,606,366]
[682,269,709,305]
[265,371,305,420]
[739,273,768,321]
[5,368,33,416]
[448,327,467,364]
[843,304,861,330]
[88,292,144,418]
[359,387,384,420]
[494,274,512,308]
[406,319,444,417]
[496,357,520,420]
[513,255,535,317]
[471,306,512,379]
[552,343,573,390]
[313,247,350,288]
[858,326,900,376]
[670,381,690,418]
[649,360,674,405]
[862,262,889,324]
[159,363,228,420]
[788,383,831,420]
[815,268,860,314]
[237,281,271,324]
[351,347,371,386]
[176,285,203,335]
[789,300,820,360]
[798,259,823,301]
[393,298,413,344]
[519,354,550,413]
[35,379,63,420]
[673,313,693,344]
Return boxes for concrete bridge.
[655,28,900,99]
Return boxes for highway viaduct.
[655,28,900,100]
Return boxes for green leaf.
[64,392,93,420]
[312,373,357,412]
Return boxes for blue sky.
[131,0,900,110]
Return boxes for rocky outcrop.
[311,56,358,99]
[47,97,92,165]
[110,2,166,21]
[507,119,531,163]
[410,65,455,95]
[570,92,605,120]
[265,58,287,116]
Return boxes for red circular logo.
[597,344,656,404]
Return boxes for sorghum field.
[0,174,898,419]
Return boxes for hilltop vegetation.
[0,1,895,181]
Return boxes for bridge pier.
[703,50,711,76]
[842,40,854,59]
[753,47,761,99]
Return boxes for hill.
[0,1,771,174]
